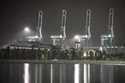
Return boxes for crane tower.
[74,9,92,49]
[50,9,67,47]
[101,8,114,47]
[81,9,92,47]
[25,10,43,42]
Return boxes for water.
[0,63,125,83]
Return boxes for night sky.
[0,0,125,46]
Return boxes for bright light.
[74,64,80,83]
[24,63,29,83]
[99,46,103,52]
[59,35,63,38]
[27,35,39,39]
[84,52,87,57]
[50,35,62,39]
[81,35,88,39]
[107,34,112,37]
[74,35,80,40]
[34,35,39,38]
[24,27,30,33]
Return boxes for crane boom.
[60,9,67,40]
[81,9,91,39]
[100,8,115,47]
[108,8,114,38]
[38,11,43,40]
[85,9,91,39]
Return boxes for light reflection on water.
[0,63,125,83]
[74,64,80,83]
[24,63,29,83]
[33,64,113,83]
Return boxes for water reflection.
[0,63,125,83]
[74,64,80,83]
[24,63,29,83]
[83,64,90,83]
[50,64,53,83]
[34,64,42,83]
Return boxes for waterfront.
[0,63,125,83]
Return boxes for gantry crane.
[26,10,43,42]
[101,8,114,47]
[60,9,67,41]
[74,9,91,48]
[81,9,91,49]
[50,9,67,47]
[81,9,91,41]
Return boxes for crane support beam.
[61,9,67,40]
[38,11,43,40]
[85,9,91,39]
[108,8,114,38]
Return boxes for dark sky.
[0,0,125,46]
